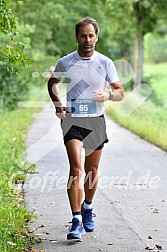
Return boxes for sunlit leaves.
[0,0,16,33]
[0,0,33,69]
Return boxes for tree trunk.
[133,0,144,88]
[134,28,144,88]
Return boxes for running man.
[48,17,124,240]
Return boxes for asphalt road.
[25,104,167,252]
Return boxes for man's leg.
[66,139,86,239]
[82,149,102,232]
[65,139,83,213]
[84,149,102,202]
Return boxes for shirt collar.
[75,51,97,61]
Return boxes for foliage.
[0,0,31,68]
[1,0,167,109]
[145,33,167,63]
[0,66,30,110]
[0,93,43,251]
[100,0,167,87]
[0,0,16,34]
[106,62,167,151]
[143,62,167,107]
[0,0,34,109]
[0,110,32,252]
[95,0,136,60]
[106,99,167,151]
[10,0,136,60]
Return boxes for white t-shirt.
[53,51,119,117]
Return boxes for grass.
[144,62,167,107]
[106,62,167,151]
[0,86,47,251]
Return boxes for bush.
[0,65,31,110]
[145,33,167,63]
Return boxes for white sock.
[73,214,82,222]
[83,201,92,210]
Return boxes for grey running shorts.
[60,114,109,150]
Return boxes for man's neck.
[77,50,94,58]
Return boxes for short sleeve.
[52,59,64,80]
[106,60,119,84]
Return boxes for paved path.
[25,105,167,252]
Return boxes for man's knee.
[85,164,98,176]
[69,161,82,176]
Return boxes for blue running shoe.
[81,205,95,232]
[67,218,85,240]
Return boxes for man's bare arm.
[109,81,124,101]
[47,77,67,118]
[93,81,124,102]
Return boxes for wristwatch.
[108,91,113,101]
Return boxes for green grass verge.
[106,62,167,152]
[106,100,167,151]
[144,62,167,106]
[0,87,47,251]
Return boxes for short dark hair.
[75,17,99,36]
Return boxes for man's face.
[76,24,98,55]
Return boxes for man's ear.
[95,35,98,42]
[75,35,78,43]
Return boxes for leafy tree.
[0,0,31,68]
[93,0,136,60]
[5,0,167,97]
[133,0,167,87]
[0,0,33,109]
[96,0,167,87]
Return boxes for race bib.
[71,99,96,117]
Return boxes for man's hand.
[93,90,110,102]
[55,105,67,119]
[93,82,124,102]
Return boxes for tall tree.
[0,0,33,109]
[95,0,167,87]
[8,0,167,89]
[133,0,167,87]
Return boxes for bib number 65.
[79,104,88,112]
